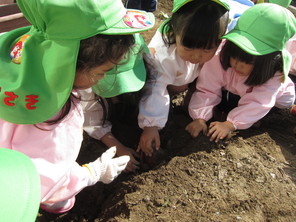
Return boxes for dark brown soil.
[37,1,296,221]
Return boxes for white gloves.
[83,147,130,185]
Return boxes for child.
[186,3,296,142]
[137,0,230,157]
[0,0,154,214]
[80,33,153,172]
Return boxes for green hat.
[0,0,155,124]
[269,0,292,8]
[172,0,230,13]
[222,3,296,77]
[92,33,149,98]
[0,148,40,222]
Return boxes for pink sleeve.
[188,53,226,121]
[0,99,92,204]
[227,73,295,129]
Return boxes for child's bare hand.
[149,47,156,56]
[207,121,235,143]
[185,119,207,138]
[116,146,140,173]
[137,126,160,157]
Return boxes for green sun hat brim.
[0,148,40,222]
[17,0,155,39]
[172,0,230,13]
[92,34,149,98]
[222,3,296,77]
[0,0,155,124]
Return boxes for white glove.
[83,147,130,185]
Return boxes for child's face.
[230,57,254,77]
[175,36,218,64]
[73,60,117,90]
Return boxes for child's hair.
[220,40,283,86]
[76,34,135,72]
[45,34,135,125]
[161,0,229,49]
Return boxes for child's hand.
[185,119,207,137]
[149,47,156,56]
[116,145,140,173]
[207,121,235,143]
[137,126,160,157]
[84,147,130,185]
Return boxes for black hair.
[44,34,135,125]
[76,34,135,72]
[161,0,229,49]
[220,40,283,86]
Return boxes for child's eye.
[203,47,217,53]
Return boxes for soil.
[37,1,296,221]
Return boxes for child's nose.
[191,52,202,60]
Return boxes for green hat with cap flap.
[92,33,149,98]
[172,0,230,13]
[0,148,40,222]
[0,0,155,124]
[222,3,296,77]
[269,0,292,8]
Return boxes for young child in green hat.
[80,33,155,172]
[0,0,154,214]
[186,3,296,142]
[137,0,230,157]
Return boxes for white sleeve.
[79,88,112,140]
[138,53,173,129]
[148,30,164,49]
[139,42,201,128]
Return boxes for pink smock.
[0,92,91,205]
[189,47,295,130]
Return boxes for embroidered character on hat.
[123,10,153,28]
[9,34,30,64]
